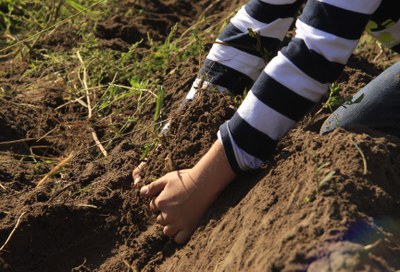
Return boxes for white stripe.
[217,130,263,171]
[316,0,381,15]
[185,78,230,100]
[206,43,265,80]
[237,91,296,140]
[259,0,297,4]
[231,6,294,41]
[295,20,359,64]
[369,20,400,48]
[266,52,329,102]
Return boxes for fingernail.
[140,186,148,195]
[134,177,141,186]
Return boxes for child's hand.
[132,161,146,187]
[140,169,216,243]
[139,140,237,243]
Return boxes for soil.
[1,1,400,271]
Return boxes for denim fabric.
[320,61,400,138]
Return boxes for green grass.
[0,0,225,161]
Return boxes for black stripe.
[219,23,282,59]
[281,38,344,83]
[251,72,315,121]
[391,44,400,54]
[219,122,244,174]
[300,0,369,40]
[369,0,400,32]
[245,0,305,24]
[229,113,277,161]
[199,59,254,95]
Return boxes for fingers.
[174,229,192,244]
[161,225,192,244]
[140,177,168,198]
[149,198,160,213]
[132,161,145,178]
[156,213,168,225]
[132,162,146,187]
[133,176,141,187]
[163,225,179,237]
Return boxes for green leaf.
[65,0,89,13]
[353,93,365,104]
[154,85,165,123]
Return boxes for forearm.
[189,140,237,197]
[192,0,304,97]
[219,0,379,173]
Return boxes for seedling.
[312,161,336,191]
[248,27,274,63]
[140,142,157,161]
[74,184,91,195]
[323,84,365,113]
[153,85,165,128]
[311,83,365,125]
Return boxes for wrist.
[189,140,237,197]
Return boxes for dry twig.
[123,260,138,272]
[75,204,98,209]
[36,153,74,188]
[0,137,51,146]
[352,139,368,175]
[76,51,108,157]
[0,212,26,252]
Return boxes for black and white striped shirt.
[189,0,400,173]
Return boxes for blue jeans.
[320,61,400,138]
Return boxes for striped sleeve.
[365,0,400,53]
[219,0,383,173]
[194,0,305,96]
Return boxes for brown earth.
[1,1,400,271]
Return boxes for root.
[0,212,26,252]
[352,138,368,175]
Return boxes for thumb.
[140,177,168,197]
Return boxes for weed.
[0,0,30,33]
[311,83,365,125]
[1,0,232,174]
[247,27,274,63]
[140,142,157,161]
[153,85,165,129]
[323,84,365,112]
[65,0,89,13]
[233,88,248,106]
[74,184,91,195]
